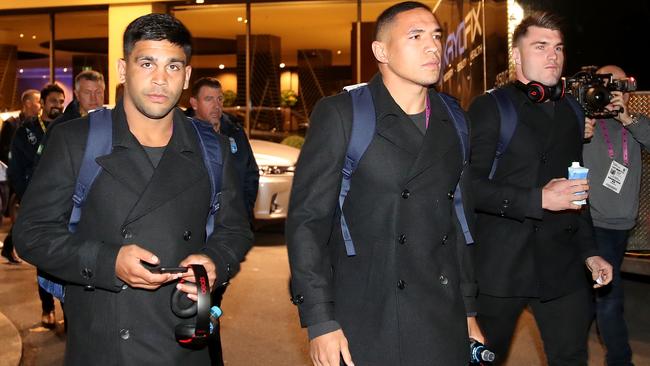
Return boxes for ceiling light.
[19,69,24,73]
[63,67,68,72]
[196,0,205,3]
[244,19,248,24]
[337,50,342,55]
[19,33,24,38]
[42,75,47,79]
[237,17,243,22]
[32,35,36,39]
[218,64,225,70]
[279,63,286,69]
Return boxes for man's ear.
[189,96,198,110]
[117,58,127,84]
[183,65,192,90]
[512,47,521,65]
[372,41,388,64]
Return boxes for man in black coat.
[468,12,612,365]
[14,14,252,365]
[287,2,483,365]
[8,83,65,327]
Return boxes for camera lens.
[585,86,611,109]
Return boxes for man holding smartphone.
[14,14,252,365]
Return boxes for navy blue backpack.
[337,84,474,257]
[38,108,224,301]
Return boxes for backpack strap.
[487,88,518,180]
[438,93,474,245]
[190,119,223,241]
[340,83,375,256]
[68,108,113,233]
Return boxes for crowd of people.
[0,2,646,365]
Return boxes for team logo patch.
[229,137,238,154]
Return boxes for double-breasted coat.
[468,83,598,300]
[14,101,253,365]
[286,75,477,365]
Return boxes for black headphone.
[516,79,566,103]
[171,264,212,349]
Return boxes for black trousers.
[477,288,593,366]
[208,285,226,366]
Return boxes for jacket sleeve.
[286,96,348,328]
[455,161,478,315]
[240,132,259,221]
[468,94,543,222]
[202,136,255,286]
[7,127,30,200]
[13,124,124,292]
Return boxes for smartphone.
[149,266,188,274]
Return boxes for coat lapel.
[406,90,457,182]
[96,104,207,226]
[369,75,422,157]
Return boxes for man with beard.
[14,14,252,365]
[8,83,65,327]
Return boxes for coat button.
[81,268,93,279]
[119,329,130,340]
[533,225,540,232]
[291,294,304,305]
[121,284,128,290]
[121,228,133,240]
[540,154,547,164]
[397,280,406,289]
[439,275,448,285]
[398,234,407,245]
[441,235,448,244]
[447,190,454,200]
[565,225,574,233]
[401,189,410,199]
[183,230,192,241]
[502,199,510,204]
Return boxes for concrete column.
[107,3,166,105]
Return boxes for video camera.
[565,66,637,118]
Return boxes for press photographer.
[582,65,650,366]
[566,65,637,118]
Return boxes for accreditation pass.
[603,160,628,194]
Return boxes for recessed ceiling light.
[32,35,36,39]
[19,69,24,73]
[279,63,286,68]
[42,75,47,79]
[237,17,243,22]
[218,64,225,70]
[19,33,24,38]
[196,0,205,3]
[337,50,342,55]
[63,67,68,72]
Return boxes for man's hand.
[584,118,596,139]
[310,329,354,366]
[467,316,485,344]
[586,256,613,288]
[115,244,173,290]
[608,91,635,126]
[177,254,217,301]
[542,178,589,211]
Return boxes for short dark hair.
[191,77,222,98]
[375,1,432,40]
[40,83,65,101]
[513,12,564,46]
[21,89,39,104]
[75,70,105,91]
[123,13,192,62]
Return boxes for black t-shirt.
[142,145,166,168]
[408,110,427,135]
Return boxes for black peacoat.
[468,83,598,301]
[13,101,253,365]
[287,74,477,365]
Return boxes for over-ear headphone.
[516,79,566,103]
[171,264,214,349]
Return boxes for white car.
[250,139,300,220]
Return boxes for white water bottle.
[568,162,589,205]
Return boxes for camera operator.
[583,65,649,366]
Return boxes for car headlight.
[259,165,295,176]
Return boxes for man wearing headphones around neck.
[467,12,612,365]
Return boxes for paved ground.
[1,222,649,366]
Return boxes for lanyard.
[599,119,628,166]
[424,93,431,129]
[38,116,47,133]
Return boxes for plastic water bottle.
[470,338,495,365]
[567,161,589,205]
